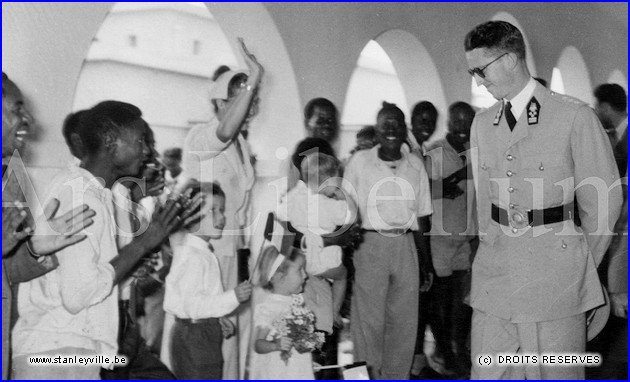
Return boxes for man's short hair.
[594,84,627,113]
[300,152,340,186]
[304,97,338,121]
[411,101,438,120]
[79,100,147,155]
[163,147,182,161]
[464,20,526,60]
[448,101,476,120]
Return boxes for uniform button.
[506,154,514,161]
[539,163,545,171]
[508,187,515,193]
[506,170,513,177]
[561,242,568,249]
[512,228,518,234]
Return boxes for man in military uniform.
[463,21,623,379]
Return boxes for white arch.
[607,69,628,94]
[341,28,447,155]
[555,46,594,105]
[492,12,538,76]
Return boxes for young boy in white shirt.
[164,182,252,379]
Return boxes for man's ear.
[506,52,520,70]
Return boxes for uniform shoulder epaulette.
[549,91,587,108]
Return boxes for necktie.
[505,102,516,131]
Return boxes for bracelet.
[25,239,41,259]
[245,83,254,92]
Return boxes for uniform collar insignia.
[527,97,541,125]
[493,102,504,126]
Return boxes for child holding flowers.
[250,246,323,380]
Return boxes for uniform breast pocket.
[521,153,572,199]
[521,153,569,178]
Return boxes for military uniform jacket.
[469,82,623,323]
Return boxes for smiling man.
[464,21,622,380]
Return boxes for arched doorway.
[553,46,594,105]
[341,29,446,158]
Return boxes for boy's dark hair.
[411,101,438,121]
[62,110,88,158]
[377,101,405,124]
[594,84,627,113]
[464,20,526,61]
[163,147,182,161]
[79,100,147,156]
[304,97,338,121]
[187,181,226,218]
[291,137,335,172]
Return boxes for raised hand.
[30,199,96,257]
[238,38,264,86]
[3,204,30,257]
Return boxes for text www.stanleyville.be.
[28,355,127,367]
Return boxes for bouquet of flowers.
[268,294,325,363]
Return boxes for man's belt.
[491,202,581,228]
[175,317,219,325]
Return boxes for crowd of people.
[2,21,626,381]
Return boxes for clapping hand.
[3,204,30,257]
[30,199,96,257]
[140,199,182,251]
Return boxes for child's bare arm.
[254,327,292,354]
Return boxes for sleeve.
[168,253,239,319]
[572,105,624,265]
[55,189,116,315]
[414,157,433,218]
[3,245,57,284]
[469,117,489,238]
[182,120,230,177]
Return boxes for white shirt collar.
[505,77,537,120]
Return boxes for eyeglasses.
[467,53,508,79]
